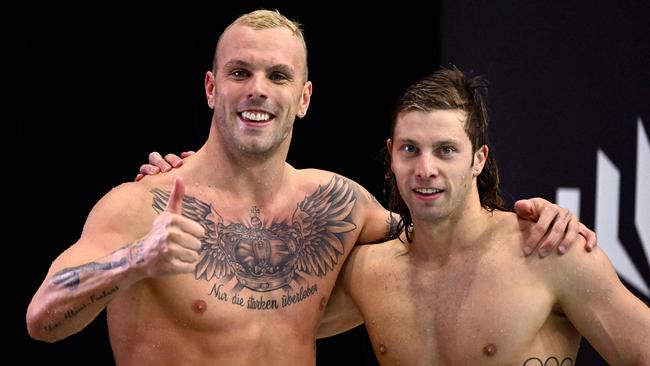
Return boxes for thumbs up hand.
[130,177,205,279]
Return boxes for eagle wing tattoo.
[150,189,233,282]
[290,176,357,278]
[149,175,357,291]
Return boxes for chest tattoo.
[151,176,357,299]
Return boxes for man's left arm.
[546,239,650,365]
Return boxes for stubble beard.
[226,119,292,158]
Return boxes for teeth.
[241,111,271,122]
[414,188,442,194]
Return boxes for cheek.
[391,161,406,181]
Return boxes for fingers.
[143,151,191,178]
[555,212,579,254]
[537,208,571,257]
[174,217,206,240]
[139,164,161,176]
[149,152,172,172]
[170,258,196,274]
[165,177,185,214]
[521,204,554,255]
[513,199,536,220]
[135,173,144,182]
[164,153,183,168]
[167,230,202,252]
[579,223,597,252]
[180,151,196,159]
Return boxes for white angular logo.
[557,117,649,297]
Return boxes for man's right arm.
[26,178,203,342]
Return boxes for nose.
[246,74,268,100]
[415,155,438,179]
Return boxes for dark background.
[14,1,648,365]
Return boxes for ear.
[297,81,313,119]
[386,138,395,173]
[473,145,488,176]
[205,71,216,109]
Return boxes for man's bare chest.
[142,176,362,317]
[362,260,554,364]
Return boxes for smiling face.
[206,24,312,157]
[389,109,487,223]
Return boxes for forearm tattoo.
[44,244,135,332]
[51,259,127,290]
[42,285,119,333]
[151,176,358,310]
[128,240,144,265]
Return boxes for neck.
[409,187,494,263]
[184,123,291,205]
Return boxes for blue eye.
[403,145,416,153]
[438,146,455,157]
[231,69,250,79]
[269,72,288,82]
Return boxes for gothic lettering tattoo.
[523,356,573,366]
[151,176,357,296]
[51,259,128,290]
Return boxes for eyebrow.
[433,139,459,147]
[269,64,295,79]
[223,59,251,70]
[395,138,418,145]
[394,138,460,147]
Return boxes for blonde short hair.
[214,10,308,80]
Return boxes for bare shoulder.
[45,181,160,275]
[354,238,408,259]
[500,210,605,288]
[346,239,409,275]
[80,181,157,241]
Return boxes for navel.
[378,343,387,355]
[483,343,497,357]
[192,300,207,314]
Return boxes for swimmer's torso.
[344,212,581,366]
[108,169,377,366]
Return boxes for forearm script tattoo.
[151,176,357,309]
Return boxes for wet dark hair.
[384,66,507,242]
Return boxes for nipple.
[192,300,207,314]
[319,297,327,311]
[483,343,497,356]
[378,344,387,354]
